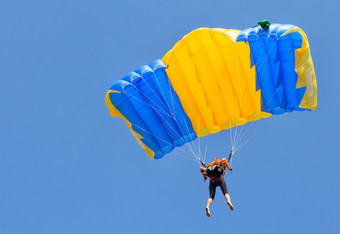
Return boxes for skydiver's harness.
[200,150,233,181]
[200,160,226,181]
[209,175,223,181]
[205,165,225,181]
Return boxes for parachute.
[105,22,317,160]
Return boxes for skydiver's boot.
[205,207,211,217]
[227,201,234,211]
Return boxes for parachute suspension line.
[234,122,251,148]
[167,74,176,117]
[229,121,234,151]
[246,33,283,111]
[233,118,241,148]
[264,34,304,109]
[197,117,203,161]
[231,32,279,154]
[122,89,175,120]
[264,58,301,111]
[254,34,279,73]
[226,118,233,159]
[233,32,279,153]
[165,58,213,164]
[234,140,249,153]
[166,36,214,165]
[156,79,197,159]
[203,142,208,165]
[234,130,260,153]
[231,39,247,153]
[130,115,199,162]
[189,49,212,165]
[249,33,279,93]
[121,90,201,158]
[160,30,289,163]
[226,34,260,156]
[151,69,205,163]
[138,72,172,114]
[131,71,190,120]
[267,63,301,110]
[123,84,199,160]
[217,39,241,159]
[162,72,202,163]
[122,90,183,142]
[130,123,195,158]
[231,34,266,152]
[169,92,201,162]
[151,69,175,114]
[233,122,255,153]
[233,121,245,149]
[249,31,301,115]
[197,119,209,165]
[149,69,202,161]
[168,150,199,162]
[227,40,249,153]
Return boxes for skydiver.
[200,155,234,217]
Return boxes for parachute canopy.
[105,23,317,160]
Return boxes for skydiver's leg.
[224,193,234,210]
[221,179,234,211]
[208,181,216,205]
[205,198,213,217]
[206,181,216,217]
[206,198,213,208]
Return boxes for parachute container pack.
[105,23,317,159]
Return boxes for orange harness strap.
[209,175,223,181]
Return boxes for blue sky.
[1,0,339,233]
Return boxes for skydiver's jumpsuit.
[204,165,228,200]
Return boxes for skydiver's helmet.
[207,157,220,167]
[207,157,227,168]
[220,158,227,168]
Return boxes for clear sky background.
[1,0,339,233]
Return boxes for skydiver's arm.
[200,167,207,181]
[226,162,232,171]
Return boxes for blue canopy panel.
[108,60,196,159]
[237,24,307,115]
